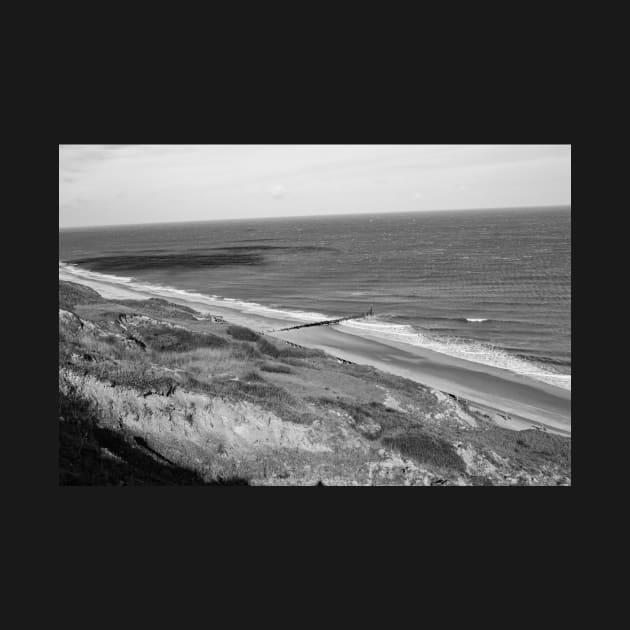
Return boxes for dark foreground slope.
[58,280,571,486]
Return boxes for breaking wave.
[337,317,570,390]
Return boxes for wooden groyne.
[271,309,372,333]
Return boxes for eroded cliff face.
[58,281,571,486]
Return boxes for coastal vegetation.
[58,280,571,486]
[227,325,260,342]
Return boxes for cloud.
[270,184,286,199]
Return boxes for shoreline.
[59,268,571,435]
[270,326,570,435]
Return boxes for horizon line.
[59,203,571,231]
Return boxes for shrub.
[231,342,263,360]
[382,434,466,473]
[257,337,282,358]
[260,362,292,374]
[227,325,260,342]
[242,370,265,382]
[313,398,411,433]
[257,337,323,360]
[89,360,179,394]
[139,325,228,352]
[279,345,324,359]
[235,380,296,405]
[474,426,571,471]
[59,280,104,310]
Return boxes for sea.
[59,206,571,390]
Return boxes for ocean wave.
[59,261,570,391]
[391,314,547,327]
[338,318,571,391]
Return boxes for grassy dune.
[58,280,571,486]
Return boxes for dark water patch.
[211,245,337,253]
[69,245,336,272]
[69,252,266,271]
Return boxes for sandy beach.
[269,325,571,435]
[59,268,571,436]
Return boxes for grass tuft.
[138,325,228,352]
[259,362,292,374]
[257,337,324,360]
[382,434,466,474]
[231,342,263,360]
[242,370,265,382]
[227,325,260,342]
[59,281,105,310]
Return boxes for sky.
[59,145,571,228]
